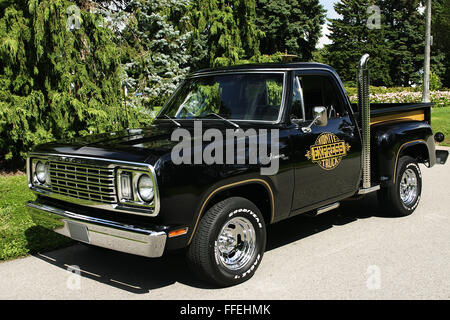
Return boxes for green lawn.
[431,107,450,146]
[0,174,72,261]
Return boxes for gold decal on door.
[305,133,351,170]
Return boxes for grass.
[0,174,73,261]
[431,107,450,146]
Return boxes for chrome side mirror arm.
[301,106,328,133]
[301,115,321,133]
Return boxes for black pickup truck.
[27,54,448,287]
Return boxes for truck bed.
[351,102,433,125]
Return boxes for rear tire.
[186,197,266,287]
[377,156,422,217]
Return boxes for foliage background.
[0,0,449,170]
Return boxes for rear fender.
[371,121,436,185]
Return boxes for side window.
[242,74,284,121]
[297,74,346,121]
[266,80,283,107]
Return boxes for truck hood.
[32,125,177,165]
[32,122,280,166]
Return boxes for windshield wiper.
[203,113,240,129]
[162,115,181,127]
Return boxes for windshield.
[159,73,285,122]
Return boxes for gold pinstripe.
[393,139,426,184]
[370,109,425,125]
[188,179,275,244]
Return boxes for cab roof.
[191,62,336,76]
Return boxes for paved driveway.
[1,148,449,299]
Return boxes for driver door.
[289,71,361,212]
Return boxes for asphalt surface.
[1,148,449,300]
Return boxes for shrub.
[346,87,450,107]
[430,71,443,91]
[0,1,154,170]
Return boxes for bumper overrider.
[27,200,167,257]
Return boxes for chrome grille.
[48,161,116,203]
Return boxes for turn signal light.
[120,172,132,200]
[168,228,188,238]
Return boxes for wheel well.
[203,183,273,225]
[400,143,430,164]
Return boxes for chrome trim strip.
[49,174,114,189]
[295,76,306,122]
[49,181,114,197]
[117,168,157,208]
[27,152,160,217]
[27,201,167,258]
[189,64,333,76]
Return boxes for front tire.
[187,197,266,287]
[377,156,422,217]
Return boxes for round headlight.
[35,161,47,184]
[138,174,154,202]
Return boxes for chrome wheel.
[215,216,256,271]
[400,168,418,206]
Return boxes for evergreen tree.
[0,0,131,168]
[188,0,262,70]
[326,0,392,86]
[326,0,445,87]
[432,0,450,87]
[122,0,192,108]
[255,0,326,61]
[380,0,428,86]
[234,0,262,61]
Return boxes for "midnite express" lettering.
[310,141,347,161]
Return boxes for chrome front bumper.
[27,201,167,258]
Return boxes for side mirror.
[301,106,328,133]
[313,106,328,126]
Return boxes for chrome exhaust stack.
[357,54,380,194]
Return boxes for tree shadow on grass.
[24,193,391,293]
[24,225,74,256]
